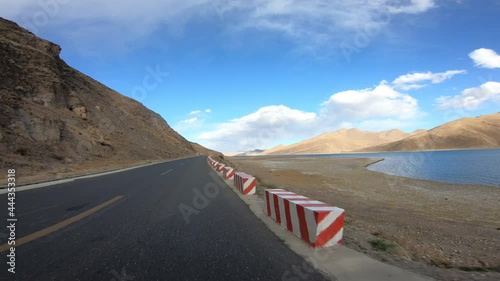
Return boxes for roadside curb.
[208,157,434,281]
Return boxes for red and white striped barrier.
[207,157,216,168]
[217,163,225,173]
[265,189,344,248]
[234,172,256,195]
[223,167,235,180]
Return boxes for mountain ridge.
[360,113,500,152]
[0,17,215,182]
[262,128,419,155]
[261,113,500,155]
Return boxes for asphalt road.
[0,156,330,281]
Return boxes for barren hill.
[263,128,417,155]
[191,142,223,157]
[0,18,206,183]
[361,113,500,152]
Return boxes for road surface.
[0,156,331,281]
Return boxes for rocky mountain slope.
[0,18,204,183]
[361,113,500,152]
[263,128,421,155]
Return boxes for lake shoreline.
[235,147,500,157]
[229,156,500,281]
[237,148,500,187]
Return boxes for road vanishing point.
[0,156,330,281]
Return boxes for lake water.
[368,149,500,186]
[328,149,499,187]
[242,149,500,187]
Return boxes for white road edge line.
[161,169,173,176]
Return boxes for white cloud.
[469,48,500,69]
[2,0,212,54]
[388,0,436,14]
[188,109,211,115]
[2,0,437,55]
[436,82,500,110]
[233,0,437,55]
[173,117,203,133]
[181,117,199,124]
[174,109,212,132]
[321,81,420,120]
[392,70,466,90]
[197,105,319,152]
[197,80,424,151]
[243,0,436,32]
[189,110,202,115]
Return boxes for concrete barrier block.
[265,189,344,248]
[223,167,235,180]
[217,163,225,173]
[234,172,256,195]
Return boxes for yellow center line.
[0,195,124,253]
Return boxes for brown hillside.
[361,113,500,152]
[191,142,223,157]
[0,18,206,183]
[263,128,416,155]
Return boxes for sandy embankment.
[230,156,500,281]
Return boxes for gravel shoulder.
[229,156,500,281]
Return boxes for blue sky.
[2,0,500,152]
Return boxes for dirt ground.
[230,156,500,281]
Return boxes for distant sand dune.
[263,128,421,155]
[262,113,500,155]
[361,112,500,152]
